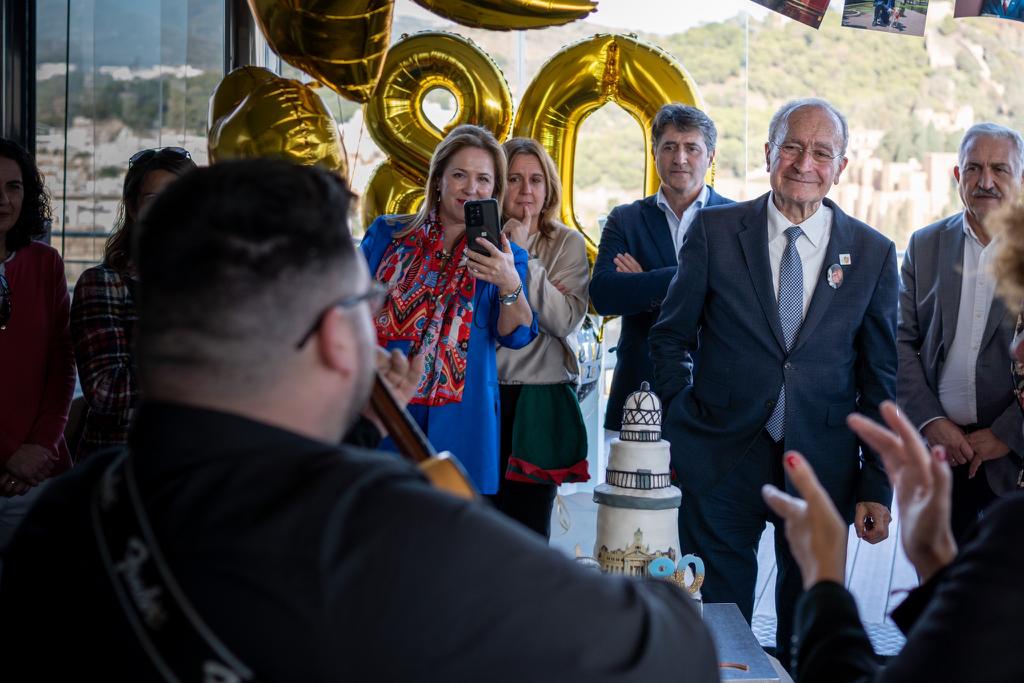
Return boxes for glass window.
[35,0,224,283]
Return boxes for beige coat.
[497,223,590,385]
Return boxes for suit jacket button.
[765,399,776,409]
[784,362,792,370]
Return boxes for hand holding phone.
[464,199,502,255]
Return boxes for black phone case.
[464,199,502,255]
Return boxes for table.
[703,603,792,683]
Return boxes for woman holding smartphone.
[361,124,536,494]
[495,137,591,538]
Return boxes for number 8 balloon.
[361,31,513,228]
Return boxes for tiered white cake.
[593,382,682,576]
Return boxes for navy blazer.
[649,194,897,518]
[590,187,733,430]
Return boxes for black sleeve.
[879,495,1024,683]
[323,477,721,682]
[797,495,1024,683]
[341,416,382,449]
[794,581,881,683]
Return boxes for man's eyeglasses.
[0,273,11,330]
[769,140,844,164]
[295,281,388,349]
[129,147,191,168]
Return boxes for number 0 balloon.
[513,33,707,249]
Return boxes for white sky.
[397,1,848,35]
[583,0,771,34]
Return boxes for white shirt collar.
[656,184,709,222]
[960,211,997,249]
[766,192,830,247]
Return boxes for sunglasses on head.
[0,273,11,330]
[128,147,191,168]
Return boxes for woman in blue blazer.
[361,125,537,494]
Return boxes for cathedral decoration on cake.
[596,528,676,576]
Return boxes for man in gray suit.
[898,122,1024,541]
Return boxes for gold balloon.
[412,0,597,30]
[361,160,424,232]
[513,33,708,254]
[247,0,393,103]
[364,31,513,182]
[208,66,348,179]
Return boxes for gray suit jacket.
[897,212,1023,494]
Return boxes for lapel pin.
[839,253,851,266]
[827,264,844,290]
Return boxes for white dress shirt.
[937,216,999,426]
[766,193,832,317]
[657,184,710,257]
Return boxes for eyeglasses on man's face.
[769,140,843,164]
[129,147,192,168]
[294,281,388,349]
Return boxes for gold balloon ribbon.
[208,66,348,179]
[412,0,597,30]
[247,0,393,103]
[513,33,708,262]
[361,31,513,227]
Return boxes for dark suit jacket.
[649,194,897,517]
[897,212,1023,494]
[590,187,733,430]
[793,493,1024,682]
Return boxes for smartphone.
[464,198,502,256]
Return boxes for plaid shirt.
[70,264,139,457]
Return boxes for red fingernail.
[934,446,946,462]
[785,454,798,469]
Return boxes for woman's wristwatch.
[498,281,523,306]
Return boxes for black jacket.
[0,401,717,682]
[794,492,1024,682]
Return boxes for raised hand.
[847,401,957,583]
[503,204,531,249]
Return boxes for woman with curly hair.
[71,147,195,458]
[993,201,1024,419]
[0,138,75,549]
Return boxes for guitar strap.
[91,451,257,683]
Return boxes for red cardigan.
[0,242,76,473]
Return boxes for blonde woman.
[494,137,591,538]
[360,125,537,494]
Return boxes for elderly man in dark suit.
[650,98,898,670]
[590,104,732,432]
[898,122,1024,542]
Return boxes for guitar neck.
[369,376,436,463]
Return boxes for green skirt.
[507,383,590,485]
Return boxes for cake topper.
[620,381,661,442]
